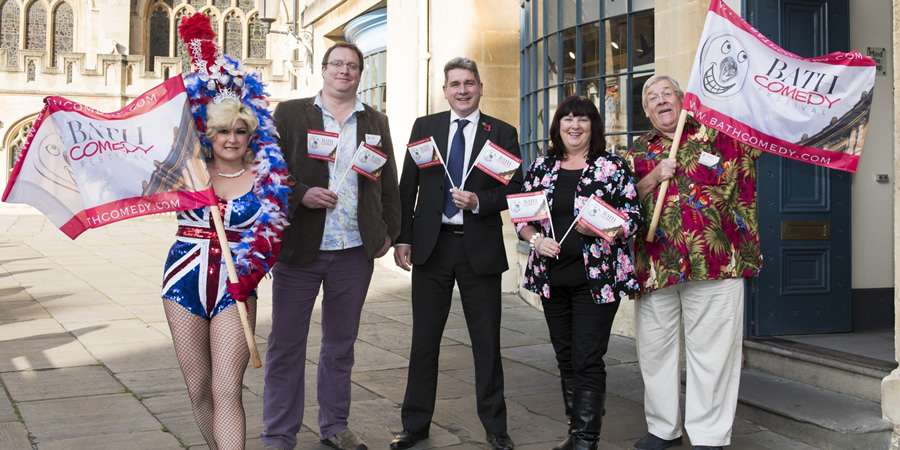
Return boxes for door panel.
[746,0,852,335]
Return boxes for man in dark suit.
[260,42,400,450]
[390,57,522,450]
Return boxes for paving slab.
[356,321,415,350]
[0,301,50,320]
[0,318,68,341]
[0,390,18,422]
[37,430,184,450]
[44,303,136,323]
[86,340,180,374]
[2,366,124,401]
[64,319,168,346]
[0,422,32,450]
[443,326,547,348]
[116,367,189,399]
[142,393,208,447]
[0,336,97,371]
[18,393,162,443]
[501,343,558,374]
[0,287,32,302]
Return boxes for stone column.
[882,1,900,448]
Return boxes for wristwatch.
[529,233,542,251]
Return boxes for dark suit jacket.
[397,111,523,275]
[274,96,401,264]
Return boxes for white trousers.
[635,278,744,447]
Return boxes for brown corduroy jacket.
[273,96,401,264]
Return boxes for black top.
[549,168,586,286]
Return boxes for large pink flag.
[2,76,215,238]
[683,0,875,172]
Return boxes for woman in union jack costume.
[160,13,290,450]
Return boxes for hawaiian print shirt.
[627,116,764,299]
[517,153,644,303]
[316,92,366,251]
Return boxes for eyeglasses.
[647,91,675,104]
[326,60,360,71]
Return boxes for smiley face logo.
[699,32,749,98]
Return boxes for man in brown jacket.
[260,42,400,450]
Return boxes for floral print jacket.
[516,153,645,303]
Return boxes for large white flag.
[683,0,875,172]
[2,77,215,238]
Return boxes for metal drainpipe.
[418,0,430,116]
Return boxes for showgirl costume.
[160,14,291,318]
[163,193,264,319]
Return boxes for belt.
[440,224,464,235]
[177,225,242,242]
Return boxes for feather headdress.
[179,13,291,298]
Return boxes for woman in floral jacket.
[516,95,644,450]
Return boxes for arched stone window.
[223,11,241,58]
[148,6,170,71]
[145,2,265,70]
[25,1,46,50]
[204,9,219,37]
[51,1,73,67]
[174,8,190,73]
[0,0,20,66]
[6,116,37,176]
[248,14,265,59]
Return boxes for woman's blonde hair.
[204,97,259,164]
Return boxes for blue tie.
[444,119,469,217]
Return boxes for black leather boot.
[550,378,576,450]
[561,377,574,424]
[570,389,604,450]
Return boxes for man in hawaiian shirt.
[628,74,763,450]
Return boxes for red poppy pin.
[482,122,491,132]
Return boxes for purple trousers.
[260,246,373,449]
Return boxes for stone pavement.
[0,206,817,450]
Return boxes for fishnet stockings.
[164,298,257,450]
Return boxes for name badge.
[698,151,720,167]
[365,134,382,147]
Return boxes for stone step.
[737,369,892,450]
[743,337,894,402]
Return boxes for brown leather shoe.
[321,429,368,450]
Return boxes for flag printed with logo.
[465,140,522,185]
[307,129,340,162]
[576,195,626,243]
[407,137,442,168]
[350,142,389,181]
[1,76,216,239]
[506,191,550,224]
[683,0,875,172]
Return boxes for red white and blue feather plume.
[179,13,291,295]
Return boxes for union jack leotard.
[161,191,261,320]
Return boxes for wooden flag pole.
[646,109,689,243]
[210,205,262,368]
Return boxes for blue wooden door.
[745,0,852,335]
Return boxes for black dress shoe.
[486,431,515,450]
[390,429,429,449]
